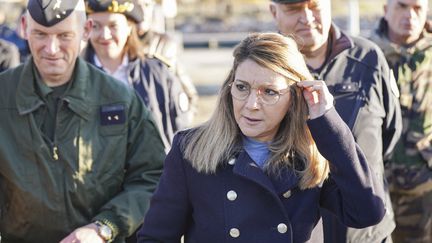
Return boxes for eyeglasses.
[230,80,290,105]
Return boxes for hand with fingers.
[59,223,105,243]
[297,80,334,120]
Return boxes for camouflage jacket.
[371,18,432,168]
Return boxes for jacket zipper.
[52,98,61,161]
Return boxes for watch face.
[99,224,113,240]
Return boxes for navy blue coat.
[137,108,386,243]
[82,45,191,152]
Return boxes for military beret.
[86,0,144,23]
[271,0,308,3]
[27,0,83,27]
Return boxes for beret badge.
[108,0,135,13]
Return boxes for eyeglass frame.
[229,79,292,105]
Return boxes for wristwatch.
[94,220,113,242]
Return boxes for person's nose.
[406,7,416,19]
[244,88,262,109]
[45,36,60,54]
[101,26,112,39]
[299,7,315,25]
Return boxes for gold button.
[228,158,235,165]
[229,228,240,238]
[277,223,288,234]
[283,190,291,199]
[227,190,237,201]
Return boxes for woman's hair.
[183,32,329,189]
[124,19,146,60]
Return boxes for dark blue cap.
[27,0,82,27]
[85,0,144,23]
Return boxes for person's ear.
[20,14,28,39]
[82,19,93,41]
[269,3,277,19]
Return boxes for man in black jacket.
[269,0,403,242]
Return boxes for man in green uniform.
[0,0,165,242]
[269,0,402,242]
[370,0,432,242]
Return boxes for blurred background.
[1,0,431,125]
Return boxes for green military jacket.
[0,57,165,242]
[371,19,432,168]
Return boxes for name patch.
[100,104,126,125]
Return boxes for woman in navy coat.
[137,33,386,243]
[83,0,193,152]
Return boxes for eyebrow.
[280,3,304,11]
[397,1,408,7]
[92,20,119,25]
[234,79,282,88]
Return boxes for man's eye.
[413,6,422,12]
[398,3,408,9]
[283,7,298,13]
[34,32,46,38]
[61,33,73,39]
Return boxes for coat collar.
[371,18,432,60]
[327,23,353,62]
[15,57,92,120]
[232,150,300,196]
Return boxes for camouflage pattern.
[384,164,432,243]
[371,19,432,169]
[371,18,432,243]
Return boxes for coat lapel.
[233,150,301,197]
[270,167,300,196]
[232,151,276,194]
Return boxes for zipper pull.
[53,146,59,161]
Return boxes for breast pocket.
[332,82,364,127]
[77,104,128,183]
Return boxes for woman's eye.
[264,88,278,96]
[236,84,249,92]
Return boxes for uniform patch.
[389,70,400,98]
[100,104,126,125]
[178,92,190,112]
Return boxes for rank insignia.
[100,104,126,125]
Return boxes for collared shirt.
[33,66,70,142]
[93,54,130,86]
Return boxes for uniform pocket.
[99,124,127,136]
